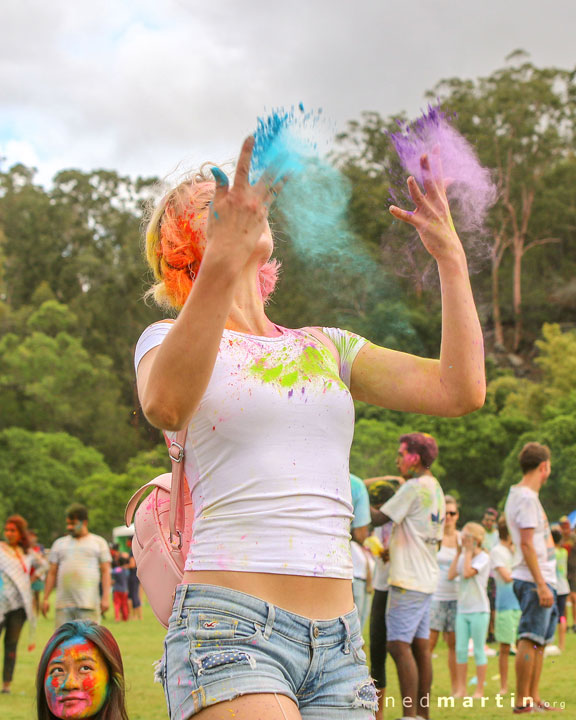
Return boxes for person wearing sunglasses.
[429,496,461,696]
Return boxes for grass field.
[3,599,574,719]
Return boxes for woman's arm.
[461,549,479,579]
[447,545,461,580]
[350,154,485,417]
[139,138,281,431]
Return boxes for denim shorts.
[160,584,378,719]
[386,586,432,643]
[429,599,457,633]
[513,580,559,646]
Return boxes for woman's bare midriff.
[182,570,355,620]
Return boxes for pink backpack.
[124,429,192,628]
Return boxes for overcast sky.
[1,0,575,185]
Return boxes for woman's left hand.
[389,153,461,262]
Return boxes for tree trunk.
[492,253,504,347]
[512,238,523,351]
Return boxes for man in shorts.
[372,432,445,720]
[505,442,558,714]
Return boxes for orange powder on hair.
[158,205,205,309]
[147,177,281,310]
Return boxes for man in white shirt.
[372,433,445,720]
[42,504,112,627]
[504,442,558,714]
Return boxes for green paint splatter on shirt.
[249,344,342,390]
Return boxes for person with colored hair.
[0,514,46,693]
[429,495,460,696]
[135,136,485,720]
[42,504,112,627]
[489,515,521,695]
[36,619,129,720]
[448,521,490,698]
[371,432,445,720]
[504,442,558,714]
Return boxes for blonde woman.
[448,522,490,698]
[135,137,485,720]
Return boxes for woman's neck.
[225,271,279,337]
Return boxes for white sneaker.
[544,644,562,656]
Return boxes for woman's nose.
[61,670,81,690]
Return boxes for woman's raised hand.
[389,153,462,262]
[205,137,285,270]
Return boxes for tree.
[0,428,109,542]
[430,52,576,350]
[0,301,140,467]
[334,55,576,354]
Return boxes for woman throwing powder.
[135,136,485,720]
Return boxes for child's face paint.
[44,636,109,719]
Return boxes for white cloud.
[1,0,575,184]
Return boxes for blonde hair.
[144,165,280,311]
[462,522,485,546]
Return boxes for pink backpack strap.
[166,428,188,553]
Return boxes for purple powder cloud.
[389,105,498,233]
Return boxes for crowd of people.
[351,435,573,717]
[0,138,573,720]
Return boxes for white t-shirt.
[504,484,556,586]
[456,550,490,613]
[49,534,111,610]
[135,323,368,579]
[433,540,459,602]
[380,474,445,594]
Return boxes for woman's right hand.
[204,137,285,271]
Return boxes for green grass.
[3,601,574,719]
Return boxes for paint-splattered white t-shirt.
[380,474,445,594]
[135,323,368,579]
[49,534,111,610]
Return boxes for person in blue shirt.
[350,474,372,630]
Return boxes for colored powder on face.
[388,104,498,234]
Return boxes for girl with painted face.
[0,514,47,693]
[36,620,128,720]
[136,136,486,719]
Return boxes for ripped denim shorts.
[159,583,378,719]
